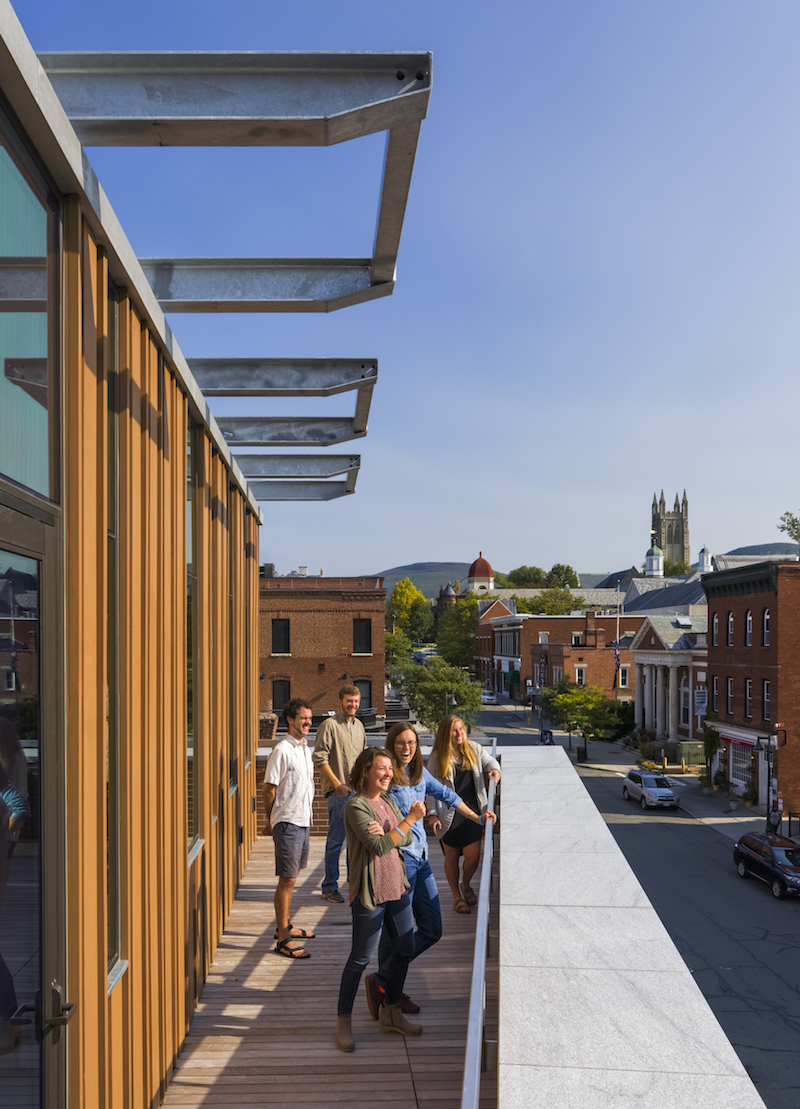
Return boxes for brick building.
[476,608,643,699]
[527,612,644,701]
[703,561,800,812]
[259,568,386,717]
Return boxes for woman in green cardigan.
[335,747,426,1052]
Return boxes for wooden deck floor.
[164,837,498,1109]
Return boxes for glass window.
[763,679,770,720]
[712,613,718,646]
[538,632,548,644]
[745,610,752,647]
[0,113,58,499]
[353,618,372,654]
[619,666,629,688]
[712,675,718,711]
[763,609,770,647]
[272,618,290,654]
[572,633,582,646]
[354,679,372,708]
[575,666,585,686]
[730,743,751,784]
[680,679,689,725]
[726,612,734,647]
[726,677,733,715]
[745,679,752,719]
[272,679,290,712]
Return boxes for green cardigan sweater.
[344,792,413,911]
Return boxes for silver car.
[622,769,678,811]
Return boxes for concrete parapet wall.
[498,745,766,1109]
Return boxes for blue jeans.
[323,791,352,894]
[337,891,415,1015]
[376,853,442,986]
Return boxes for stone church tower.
[651,491,690,566]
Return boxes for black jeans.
[337,890,414,1015]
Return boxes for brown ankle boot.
[379,1003,422,1036]
[335,1014,355,1052]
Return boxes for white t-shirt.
[263,735,315,827]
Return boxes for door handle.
[10,1002,35,1026]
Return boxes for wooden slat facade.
[62,198,260,1109]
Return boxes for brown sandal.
[453,897,471,914]
[461,882,478,906]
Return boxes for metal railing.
[461,739,498,1109]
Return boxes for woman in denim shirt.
[363,722,495,1019]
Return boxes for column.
[634,664,644,731]
[656,666,666,738]
[668,665,679,743]
[644,665,654,731]
[688,666,694,739]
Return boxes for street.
[578,763,800,1109]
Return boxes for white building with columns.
[630,615,708,743]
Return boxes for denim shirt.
[389,768,461,861]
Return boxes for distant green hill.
[376,562,472,600]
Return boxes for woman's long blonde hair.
[385,722,423,787]
[432,715,477,782]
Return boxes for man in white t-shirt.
[263,698,316,959]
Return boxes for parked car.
[621,769,678,810]
[733,832,800,899]
[480,691,498,704]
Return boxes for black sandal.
[274,938,311,960]
[273,924,315,940]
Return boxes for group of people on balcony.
[261,684,499,1053]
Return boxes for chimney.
[320,567,324,577]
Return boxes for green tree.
[541,682,617,739]
[436,593,478,669]
[513,588,585,615]
[406,595,434,642]
[778,511,800,544]
[546,563,580,589]
[493,570,510,588]
[664,559,692,577]
[506,565,547,588]
[396,656,483,733]
[388,577,429,635]
[384,631,412,678]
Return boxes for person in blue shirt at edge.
[363,721,497,1019]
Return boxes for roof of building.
[646,545,663,558]
[477,597,515,619]
[624,579,707,613]
[726,542,800,557]
[442,582,456,596]
[712,553,799,572]
[633,614,708,651]
[467,552,493,579]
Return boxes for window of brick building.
[745,679,752,718]
[355,679,372,708]
[712,613,718,646]
[575,666,585,686]
[572,633,582,646]
[680,679,689,726]
[712,675,718,711]
[726,677,733,715]
[272,618,290,654]
[272,679,290,711]
[745,610,752,647]
[619,666,629,688]
[762,679,770,720]
[539,632,548,644]
[353,618,372,654]
[763,609,770,647]
[726,613,734,647]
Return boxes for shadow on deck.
[164,838,497,1109]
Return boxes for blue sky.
[14,0,800,576]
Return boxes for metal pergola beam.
[235,454,360,478]
[37,52,431,147]
[217,416,365,447]
[37,51,431,312]
[248,479,355,501]
[0,258,46,311]
[187,358,377,397]
[139,259,390,313]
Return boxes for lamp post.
[444,692,457,717]
[754,734,779,834]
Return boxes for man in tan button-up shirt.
[313,684,366,901]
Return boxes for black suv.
[733,832,800,899]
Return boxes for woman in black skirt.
[426,716,499,913]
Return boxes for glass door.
[0,503,67,1108]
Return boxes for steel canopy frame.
[238,455,361,499]
[37,51,432,309]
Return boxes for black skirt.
[441,764,482,849]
